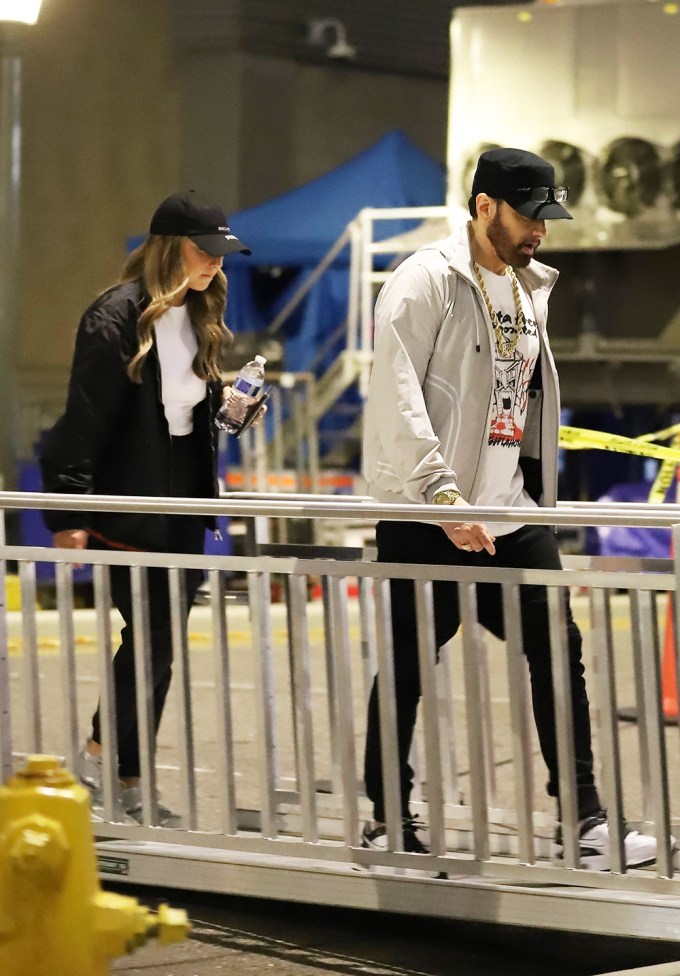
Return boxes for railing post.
[359,208,374,358]
[548,585,579,868]
[347,218,362,352]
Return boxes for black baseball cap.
[470,148,572,220]
[149,189,252,256]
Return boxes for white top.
[154,305,207,436]
[473,266,541,535]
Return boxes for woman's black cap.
[149,189,252,256]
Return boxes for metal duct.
[539,140,587,208]
[670,140,680,210]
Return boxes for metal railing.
[3,490,680,937]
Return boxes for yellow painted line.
[5,612,663,657]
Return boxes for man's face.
[486,202,547,269]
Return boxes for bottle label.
[233,376,262,397]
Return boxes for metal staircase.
[251,207,451,478]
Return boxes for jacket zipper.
[468,277,500,499]
[209,381,220,540]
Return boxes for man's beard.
[487,212,537,269]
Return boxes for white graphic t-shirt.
[474,266,541,536]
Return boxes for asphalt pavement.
[111,886,680,976]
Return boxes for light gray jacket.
[362,221,561,508]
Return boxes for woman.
[40,190,251,825]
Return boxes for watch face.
[435,490,459,504]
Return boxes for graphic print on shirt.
[489,351,536,447]
[485,289,539,448]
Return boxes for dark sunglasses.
[509,186,569,205]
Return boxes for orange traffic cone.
[661,593,679,723]
[619,591,680,725]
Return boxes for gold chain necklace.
[472,262,525,358]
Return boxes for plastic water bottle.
[215,355,267,433]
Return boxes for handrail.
[263,224,354,337]
[4,490,680,528]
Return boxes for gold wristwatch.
[433,488,461,505]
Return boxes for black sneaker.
[360,817,447,878]
[361,816,431,854]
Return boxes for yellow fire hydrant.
[0,755,190,976]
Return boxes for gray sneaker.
[77,747,103,798]
[77,747,132,823]
[77,746,181,827]
[120,785,183,828]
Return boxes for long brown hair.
[121,235,231,383]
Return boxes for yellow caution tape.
[648,458,677,504]
[559,425,680,504]
[636,423,680,444]
[559,426,680,462]
[648,433,680,504]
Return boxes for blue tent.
[226,129,445,268]
[223,130,445,374]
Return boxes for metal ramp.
[4,491,680,941]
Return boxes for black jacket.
[40,280,222,552]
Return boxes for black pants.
[364,521,601,823]
[91,435,205,778]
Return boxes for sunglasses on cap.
[507,185,569,205]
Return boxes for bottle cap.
[254,355,267,365]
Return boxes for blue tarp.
[225,129,445,269]
[590,480,672,559]
[222,130,445,374]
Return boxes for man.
[361,147,657,871]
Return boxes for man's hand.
[438,497,496,555]
[52,529,89,569]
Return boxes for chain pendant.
[472,263,525,358]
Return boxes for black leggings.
[364,521,601,823]
[90,435,206,778]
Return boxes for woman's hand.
[52,529,89,568]
[251,399,267,427]
[439,498,496,555]
[220,388,267,428]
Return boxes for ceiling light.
[0,1,42,24]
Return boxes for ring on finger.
[461,543,473,552]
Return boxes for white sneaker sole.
[555,837,659,871]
